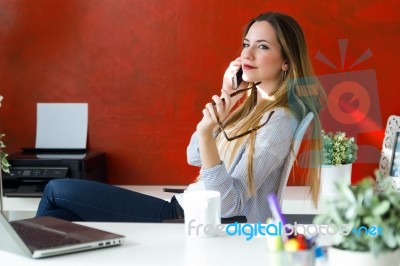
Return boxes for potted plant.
[314,171,400,266]
[0,96,10,173]
[0,133,11,173]
[321,130,358,197]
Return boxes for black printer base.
[3,184,47,197]
[2,151,107,197]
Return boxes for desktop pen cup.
[267,250,315,266]
[266,233,314,266]
[183,190,221,237]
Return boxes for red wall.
[0,0,399,185]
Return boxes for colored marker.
[267,193,291,239]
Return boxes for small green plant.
[0,133,11,173]
[314,170,400,256]
[322,130,358,165]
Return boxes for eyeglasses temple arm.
[213,82,259,106]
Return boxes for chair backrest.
[275,112,314,204]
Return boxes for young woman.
[36,11,325,223]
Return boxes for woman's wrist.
[197,132,221,169]
[196,129,215,141]
[196,120,218,139]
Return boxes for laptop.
[0,165,125,258]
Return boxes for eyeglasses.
[213,85,275,141]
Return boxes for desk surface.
[3,185,326,215]
[0,222,331,266]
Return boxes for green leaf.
[344,205,357,220]
[0,133,11,173]
[338,183,356,204]
[372,201,390,216]
[382,227,397,248]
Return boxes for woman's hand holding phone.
[222,57,244,94]
[222,58,248,104]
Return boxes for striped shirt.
[175,107,299,223]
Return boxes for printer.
[2,150,107,197]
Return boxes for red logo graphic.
[314,39,381,164]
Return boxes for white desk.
[2,185,326,220]
[0,222,331,266]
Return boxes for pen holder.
[267,250,315,266]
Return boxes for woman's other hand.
[196,58,247,138]
[196,89,232,137]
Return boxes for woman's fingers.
[229,58,242,74]
[212,95,225,113]
[230,57,241,67]
[220,89,231,108]
[205,102,218,122]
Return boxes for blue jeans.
[36,179,184,222]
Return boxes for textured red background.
[0,0,398,185]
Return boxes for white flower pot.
[321,164,352,197]
[328,247,400,266]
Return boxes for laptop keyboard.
[11,222,81,250]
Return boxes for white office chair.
[275,112,315,204]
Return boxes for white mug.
[183,190,221,237]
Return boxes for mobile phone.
[231,67,243,90]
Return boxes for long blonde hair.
[216,12,326,206]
